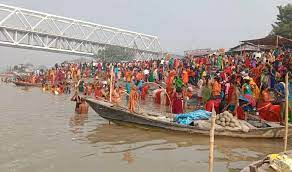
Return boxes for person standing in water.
[78,98,89,114]
[71,91,81,113]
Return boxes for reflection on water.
[122,150,134,164]
[0,83,290,172]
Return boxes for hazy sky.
[0,0,291,69]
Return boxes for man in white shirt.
[143,69,150,82]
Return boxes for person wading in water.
[71,91,81,113]
[78,98,89,114]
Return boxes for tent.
[229,42,274,52]
[242,35,292,47]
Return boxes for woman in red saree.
[172,91,184,114]
[257,85,281,122]
[141,85,150,100]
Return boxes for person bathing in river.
[71,91,81,113]
[78,98,89,114]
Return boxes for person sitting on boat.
[78,98,89,114]
[128,85,139,113]
[257,84,281,123]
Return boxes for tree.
[97,46,135,62]
[271,4,292,39]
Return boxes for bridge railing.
[0,3,163,59]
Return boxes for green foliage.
[97,46,135,62]
[271,4,292,39]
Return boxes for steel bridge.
[0,3,162,59]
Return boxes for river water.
[0,83,290,172]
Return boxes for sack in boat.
[238,120,250,133]
[223,126,241,131]
[193,120,211,130]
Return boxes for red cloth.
[155,90,162,104]
[94,88,103,99]
[141,85,149,100]
[258,103,281,122]
[236,106,245,120]
[205,99,221,114]
[224,67,232,75]
[227,85,234,104]
[172,95,183,114]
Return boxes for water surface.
[0,84,288,172]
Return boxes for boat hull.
[86,98,292,138]
[241,150,292,172]
[13,81,42,87]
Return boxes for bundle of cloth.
[174,110,212,125]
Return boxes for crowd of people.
[13,48,292,123]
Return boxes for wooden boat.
[86,98,292,139]
[241,150,292,172]
[13,81,42,87]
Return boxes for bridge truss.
[0,4,162,60]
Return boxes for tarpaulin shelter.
[229,42,274,52]
[242,35,292,47]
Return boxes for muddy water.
[0,83,289,172]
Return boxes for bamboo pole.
[209,105,216,172]
[276,35,279,48]
[109,65,114,103]
[284,73,289,151]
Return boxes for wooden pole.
[109,65,114,103]
[284,72,289,151]
[276,35,279,48]
[209,105,216,172]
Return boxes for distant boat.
[13,81,42,87]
